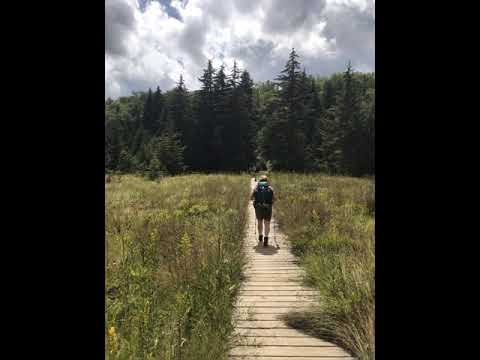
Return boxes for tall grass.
[105,174,249,359]
[272,173,375,359]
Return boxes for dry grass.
[271,173,375,359]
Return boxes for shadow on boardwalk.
[252,243,279,255]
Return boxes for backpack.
[254,181,273,208]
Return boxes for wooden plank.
[246,252,295,255]
[238,296,316,302]
[245,268,300,271]
[233,336,337,347]
[229,356,355,360]
[244,273,304,277]
[245,269,304,273]
[244,259,298,262]
[245,246,293,250]
[243,258,297,260]
[244,264,299,268]
[234,307,301,315]
[236,320,289,328]
[246,257,297,261]
[236,301,315,308]
[233,328,311,337]
[245,252,295,255]
[246,262,298,265]
[243,269,305,276]
[242,282,303,286]
[240,290,317,296]
[229,345,351,357]
[241,286,308,291]
[245,259,298,262]
[234,313,287,321]
[244,278,304,282]
[245,270,302,273]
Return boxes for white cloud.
[105,0,374,98]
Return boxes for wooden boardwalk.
[229,179,354,359]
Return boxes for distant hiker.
[250,166,257,182]
[251,175,275,247]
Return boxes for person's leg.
[264,220,270,237]
[255,207,263,242]
[263,207,272,247]
[263,219,269,247]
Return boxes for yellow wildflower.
[108,326,116,337]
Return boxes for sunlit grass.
[272,173,375,359]
[105,174,249,359]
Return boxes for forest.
[105,49,375,177]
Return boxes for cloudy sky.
[105,0,375,99]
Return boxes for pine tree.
[304,77,323,171]
[142,88,155,133]
[316,108,343,174]
[105,53,375,176]
[238,69,257,169]
[223,62,240,170]
[148,130,185,175]
[147,156,166,180]
[336,62,362,175]
[166,75,191,140]
[322,79,336,111]
[118,149,134,173]
[258,108,290,169]
[212,64,229,169]
[270,48,307,170]
[152,86,165,134]
[195,60,216,170]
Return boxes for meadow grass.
[105,174,249,359]
[271,173,375,359]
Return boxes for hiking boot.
[263,236,269,247]
[258,234,263,243]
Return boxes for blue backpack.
[254,181,273,207]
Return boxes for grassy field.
[271,173,375,359]
[105,174,249,359]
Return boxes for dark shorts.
[254,204,272,221]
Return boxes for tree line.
[105,48,375,178]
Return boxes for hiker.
[250,175,275,247]
[250,166,258,182]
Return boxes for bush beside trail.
[106,174,249,359]
[272,173,375,359]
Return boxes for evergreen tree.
[304,77,323,171]
[269,48,306,170]
[238,69,257,169]
[195,60,216,170]
[118,149,134,173]
[149,130,185,175]
[142,88,155,133]
[316,108,343,173]
[105,51,375,176]
[212,64,229,169]
[336,62,362,175]
[147,156,167,180]
[323,79,336,110]
[167,76,188,134]
[152,86,165,134]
